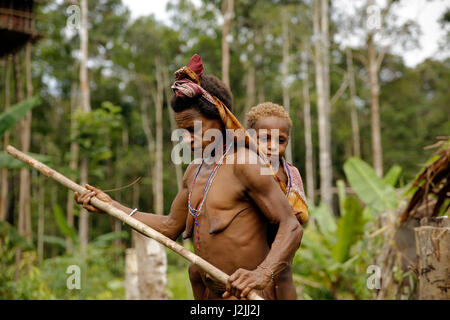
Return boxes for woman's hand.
[222,267,272,299]
[74,184,113,214]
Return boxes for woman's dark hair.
[170,74,233,119]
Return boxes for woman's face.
[174,108,223,153]
[253,116,290,159]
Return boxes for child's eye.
[279,138,286,144]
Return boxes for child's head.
[246,102,292,159]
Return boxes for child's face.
[253,116,290,159]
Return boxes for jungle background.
[0,0,449,300]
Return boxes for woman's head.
[171,71,233,151]
[246,102,292,158]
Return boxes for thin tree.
[154,60,164,216]
[300,43,315,206]
[66,62,79,252]
[346,48,361,158]
[135,65,168,299]
[14,49,25,280]
[0,55,12,221]
[17,42,34,242]
[78,0,91,254]
[366,6,383,176]
[350,0,407,176]
[163,68,183,191]
[221,0,234,88]
[282,8,293,164]
[313,0,332,208]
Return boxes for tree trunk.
[112,128,128,249]
[154,61,164,216]
[66,66,79,253]
[255,31,265,104]
[221,0,234,88]
[163,68,183,191]
[313,0,332,208]
[17,42,33,241]
[37,172,45,262]
[79,157,89,253]
[127,178,168,300]
[244,61,256,116]
[79,0,91,255]
[135,68,168,300]
[415,217,450,300]
[0,55,12,221]
[301,46,315,205]
[346,48,361,158]
[134,231,168,300]
[282,8,293,164]
[367,33,383,177]
[80,0,90,113]
[15,50,26,239]
[14,50,26,280]
[139,94,156,181]
[125,247,140,299]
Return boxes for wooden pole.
[6,145,264,301]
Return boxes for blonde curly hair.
[245,102,292,129]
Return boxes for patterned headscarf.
[172,54,308,224]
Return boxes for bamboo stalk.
[6,145,264,301]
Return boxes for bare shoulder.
[182,161,201,187]
[228,147,273,192]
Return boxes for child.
[245,101,307,300]
[188,102,307,300]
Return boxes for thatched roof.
[400,137,450,223]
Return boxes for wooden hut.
[0,0,42,58]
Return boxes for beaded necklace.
[188,143,233,249]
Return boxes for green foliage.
[1,219,126,300]
[0,221,54,299]
[344,157,398,214]
[332,195,364,263]
[383,165,403,187]
[53,204,77,243]
[0,97,41,136]
[0,151,50,169]
[294,160,405,299]
[40,245,125,299]
[73,102,122,157]
[166,246,194,300]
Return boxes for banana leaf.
[332,195,364,263]
[0,96,41,136]
[337,179,346,215]
[383,165,402,187]
[42,235,67,249]
[344,157,398,214]
[311,203,337,243]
